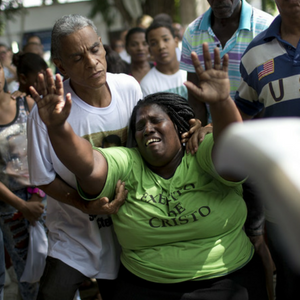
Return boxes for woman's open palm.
[185,43,230,104]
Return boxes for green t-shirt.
[80,134,253,283]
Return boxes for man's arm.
[187,72,208,126]
[39,177,85,211]
[40,176,126,215]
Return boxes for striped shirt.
[180,0,274,100]
[235,15,300,119]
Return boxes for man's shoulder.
[140,68,158,86]
[185,14,206,35]
[107,72,139,88]
[251,8,274,30]
[252,6,274,21]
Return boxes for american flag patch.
[257,59,274,80]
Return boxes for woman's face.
[126,32,149,63]
[135,104,182,168]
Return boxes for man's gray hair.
[51,14,97,60]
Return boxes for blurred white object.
[215,118,300,267]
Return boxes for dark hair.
[152,13,173,25]
[26,35,42,44]
[145,21,175,43]
[103,44,130,74]
[12,52,48,76]
[129,92,195,142]
[125,27,146,47]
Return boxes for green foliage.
[0,0,26,35]
[88,0,116,27]
[173,0,181,23]
[261,0,277,15]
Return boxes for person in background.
[0,60,45,300]
[125,27,153,82]
[110,38,125,54]
[140,21,187,99]
[12,52,48,97]
[180,0,274,125]
[0,44,18,93]
[23,35,44,58]
[172,22,184,51]
[151,13,182,61]
[234,0,300,298]
[30,44,268,300]
[118,30,131,63]
[103,44,130,74]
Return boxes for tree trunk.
[114,0,135,27]
[142,0,176,19]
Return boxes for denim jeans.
[266,220,300,300]
[0,229,4,300]
[0,188,39,300]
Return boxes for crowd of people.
[0,0,299,299]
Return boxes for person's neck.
[148,147,184,179]
[211,3,242,47]
[0,91,11,105]
[280,17,300,48]
[69,80,111,108]
[131,60,149,70]
[156,59,179,75]
[131,61,151,82]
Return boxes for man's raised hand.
[29,70,71,129]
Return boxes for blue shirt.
[235,15,300,118]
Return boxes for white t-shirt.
[27,73,142,279]
[140,67,188,99]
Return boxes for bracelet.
[27,187,46,198]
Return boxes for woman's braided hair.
[129,92,195,143]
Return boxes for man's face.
[147,27,178,67]
[54,26,107,94]
[275,0,300,15]
[207,0,241,19]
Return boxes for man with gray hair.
[27,14,142,300]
